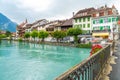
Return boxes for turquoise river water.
[0,40,90,80]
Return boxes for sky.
[0,0,119,24]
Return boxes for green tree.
[5,31,11,37]
[51,30,66,42]
[38,30,49,42]
[24,32,30,41]
[0,34,6,39]
[67,28,82,43]
[30,30,38,42]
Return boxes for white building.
[73,8,95,34]
[92,5,119,40]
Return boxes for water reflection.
[16,42,90,63]
[0,40,91,80]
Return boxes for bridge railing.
[55,43,114,80]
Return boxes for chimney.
[73,12,75,17]
[105,4,107,8]
[25,19,28,23]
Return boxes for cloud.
[17,0,54,12]
[0,0,119,24]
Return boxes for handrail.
[55,43,113,80]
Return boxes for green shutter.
[75,19,77,23]
[83,18,85,22]
[80,24,82,28]
[79,18,81,22]
[88,17,90,21]
[100,19,103,23]
[100,26,103,30]
[87,24,90,28]
[93,20,95,24]
[108,26,110,30]
[83,24,85,28]
[116,17,119,21]
[108,18,111,22]
[112,18,115,22]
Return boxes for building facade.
[92,5,119,40]
[73,8,95,33]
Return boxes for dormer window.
[93,13,96,17]
[99,12,104,16]
[108,10,113,15]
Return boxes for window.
[104,18,108,23]
[83,24,85,28]
[108,18,111,22]
[87,24,90,28]
[75,19,77,23]
[108,10,112,15]
[112,18,116,22]
[77,25,79,28]
[83,18,86,22]
[116,17,119,21]
[79,18,81,22]
[93,20,95,24]
[93,14,96,17]
[100,26,104,30]
[80,24,82,28]
[99,19,103,23]
[99,12,104,16]
[88,17,90,21]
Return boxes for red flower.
[90,44,102,56]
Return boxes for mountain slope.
[0,13,17,32]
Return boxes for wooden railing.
[55,43,114,80]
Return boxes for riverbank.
[1,39,92,48]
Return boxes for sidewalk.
[109,41,120,80]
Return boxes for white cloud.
[17,0,54,12]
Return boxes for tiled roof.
[32,19,47,25]
[61,18,72,26]
[73,7,95,18]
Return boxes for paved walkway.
[109,41,120,80]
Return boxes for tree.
[0,34,6,39]
[5,31,11,37]
[38,30,49,42]
[67,28,82,43]
[51,30,66,42]
[24,32,30,41]
[30,30,38,42]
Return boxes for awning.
[92,33,109,37]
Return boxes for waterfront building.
[16,19,27,38]
[45,20,65,32]
[92,5,119,40]
[57,18,73,31]
[25,19,48,33]
[73,8,95,34]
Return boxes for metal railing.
[55,43,114,80]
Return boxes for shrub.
[76,43,92,48]
[18,38,23,42]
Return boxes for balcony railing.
[55,42,114,80]
[92,30,111,33]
